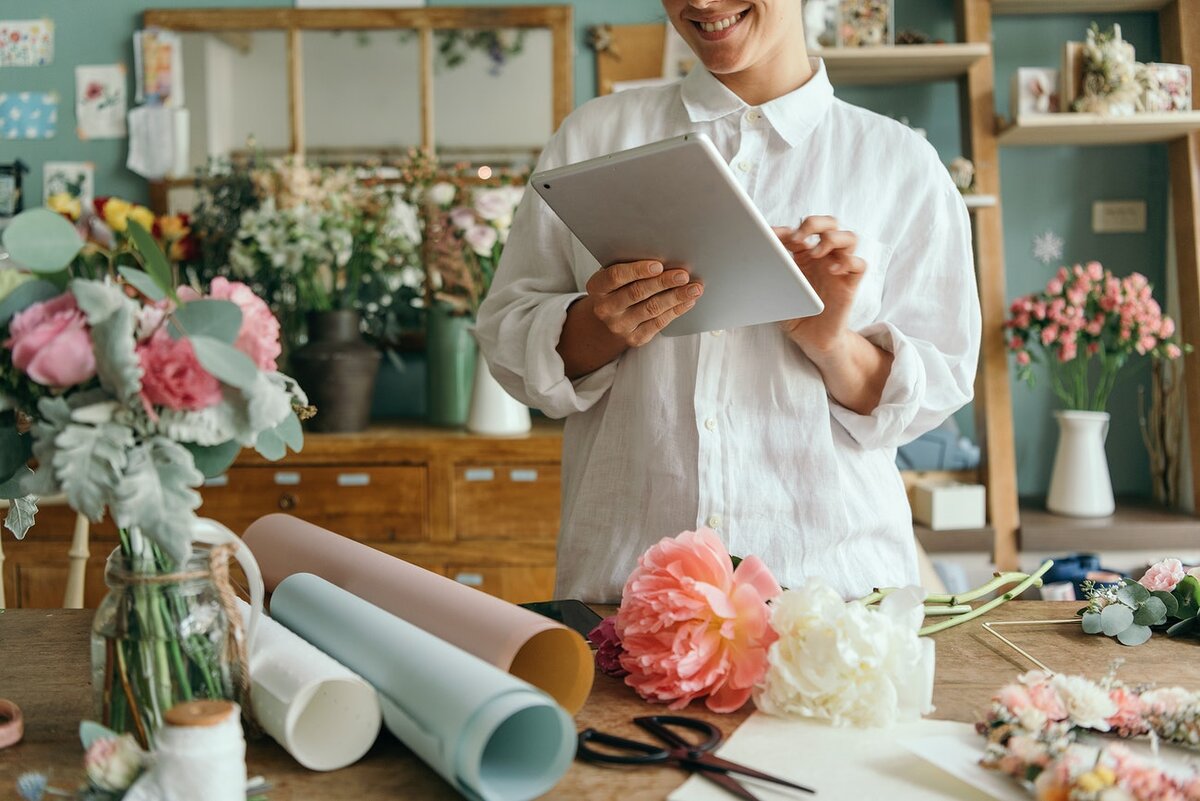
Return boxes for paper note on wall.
[76,64,128,139]
[0,92,58,139]
[0,19,54,67]
[43,161,95,207]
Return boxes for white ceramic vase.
[1046,410,1115,517]
[466,352,531,435]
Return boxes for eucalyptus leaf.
[1153,590,1180,619]
[185,439,241,479]
[1081,611,1103,634]
[79,721,119,750]
[118,266,166,302]
[254,427,286,461]
[1133,596,1168,627]
[277,412,303,453]
[169,299,242,344]
[126,220,175,301]
[0,466,32,500]
[1100,603,1135,636]
[1117,580,1150,606]
[191,335,257,390]
[1,208,84,273]
[1116,623,1152,646]
[3,495,36,539]
[0,280,61,327]
[0,427,30,484]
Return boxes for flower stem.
[918,560,1054,636]
[950,571,1044,605]
[921,604,974,616]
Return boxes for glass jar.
[90,544,241,748]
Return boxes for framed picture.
[1011,67,1061,119]
[43,161,94,207]
[1140,63,1192,112]
[294,0,424,7]
[837,0,893,48]
[0,160,29,218]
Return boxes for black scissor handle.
[576,728,670,765]
[634,715,723,754]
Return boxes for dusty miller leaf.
[4,495,37,540]
[25,396,73,497]
[72,279,144,404]
[52,423,134,522]
[110,437,202,567]
[71,278,127,324]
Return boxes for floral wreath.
[978,669,1200,800]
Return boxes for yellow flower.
[157,214,188,240]
[1094,766,1116,785]
[129,206,155,234]
[47,192,82,221]
[103,198,133,232]
[1075,771,1114,793]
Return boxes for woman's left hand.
[774,215,866,357]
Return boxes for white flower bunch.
[753,580,935,728]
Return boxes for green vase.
[426,306,476,427]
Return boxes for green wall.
[0,0,1174,499]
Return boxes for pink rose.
[1139,558,1186,592]
[206,277,281,371]
[587,616,629,678]
[997,684,1033,714]
[5,294,96,388]
[1107,686,1148,738]
[137,328,222,411]
[616,528,781,713]
[1016,351,1031,366]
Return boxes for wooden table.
[2,603,1198,800]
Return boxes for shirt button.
[746,110,761,123]
[706,514,723,529]
[737,161,751,173]
[704,418,718,432]
[710,329,724,337]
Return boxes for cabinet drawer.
[447,564,555,604]
[452,463,560,540]
[13,559,108,609]
[199,465,429,541]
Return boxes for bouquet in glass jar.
[0,204,309,746]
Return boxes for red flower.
[93,196,110,217]
[85,82,103,101]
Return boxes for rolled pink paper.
[243,514,593,714]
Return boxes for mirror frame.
[141,5,574,208]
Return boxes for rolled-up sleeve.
[476,130,619,418]
[830,181,980,449]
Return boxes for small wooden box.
[912,482,986,531]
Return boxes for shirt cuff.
[828,321,925,450]
[524,292,619,418]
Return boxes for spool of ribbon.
[0,699,23,749]
[123,700,247,801]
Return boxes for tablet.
[531,133,823,337]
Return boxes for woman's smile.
[690,9,749,41]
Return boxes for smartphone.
[519,599,604,642]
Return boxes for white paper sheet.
[75,64,127,139]
[668,714,1000,801]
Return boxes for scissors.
[577,715,816,800]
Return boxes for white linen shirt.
[476,61,981,603]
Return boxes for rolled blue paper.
[270,573,575,801]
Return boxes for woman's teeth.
[698,12,745,33]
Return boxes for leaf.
[70,278,128,324]
[79,720,119,750]
[52,423,135,522]
[0,280,61,328]
[1117,580,1150,606]
[126,220,175,301]
[1,208,84,273]
[1100,603,1134,636]
[0,427,30,485]
[1081,611,1103,634]
[169,299,242,344]
[1116,623,1152,646]
[255,427,286,461]
[3,495,37,540]
[24,396,73,498]
[118,266,166,302]
[190,335,257,390]
[0,466,32,500]
[1168,616,1200,638]
[109,437,202,567]
[1174,576,1200,620]
[1153,590,1180,619]
[277,411,303,452]
[72,282,143,404]
[184,440,241,479]
[1133,596,1168,627]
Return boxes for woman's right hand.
[585,260,704,347]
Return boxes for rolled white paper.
[124,703,245,801]
[237,599,381,771]
[270,573,576,801]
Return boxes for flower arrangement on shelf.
[590,528,1052,724]
[1079,558,1200,646]
[1005,262,1188,412]
[0,204,309,744]
[979,669,1200,800]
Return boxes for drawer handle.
[465,468,495,482]
[274,472,301,486]
[510,469,538,483]
[204,475,229,488]
[337,473,371,487]
[454,572,484,587]
[278,492,297,511]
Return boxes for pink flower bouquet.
[1005,262,1188,411]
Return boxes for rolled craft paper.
[237,599,381,771]
[243,514,593,713]
[270,573,576,801]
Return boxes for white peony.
[1050,674,1116,731]
[473,187,515,221]
[465,224,499,258]
[428,181,457,207]
[753,581,935,728]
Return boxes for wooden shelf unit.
[994,0,1172,14]
[999,111,1200,146]
[821,43,991,86]
[963,193,998,209]
[915,523,996,554]
[1020,501,1200,552]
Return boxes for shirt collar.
[679,58,834,148]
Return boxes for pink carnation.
[6,294,96,388]
[137,328,222,411]
[180,278,280,371]
[587,616,629,678]
[616,528,781,713]
[1107,686,1148,738]
[1140,558,1186,592]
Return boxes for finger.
[824,254,867,276]
[628,298,700,347]
[810,229,858,260]
[624,282,703,327]
[795,215,839,241]
[588,260,664,295]
[594,271,691,326]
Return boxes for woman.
[476,0,980,602]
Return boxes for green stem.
[921,604,974,616]
[950,571,1042,605]
[918,560,1054,636]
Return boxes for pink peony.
[616,528,781,713]
[1107,686,1148,738]
[997,684,1033,714]
[6,294,96,388]
[587,616,629,678]
[1140,558,1186,592]
[206,277,281,371]
[137,328,222,411]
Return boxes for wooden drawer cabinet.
[1,421,565,608]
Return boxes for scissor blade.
[693,754,816,795]
[699,769,763,801]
